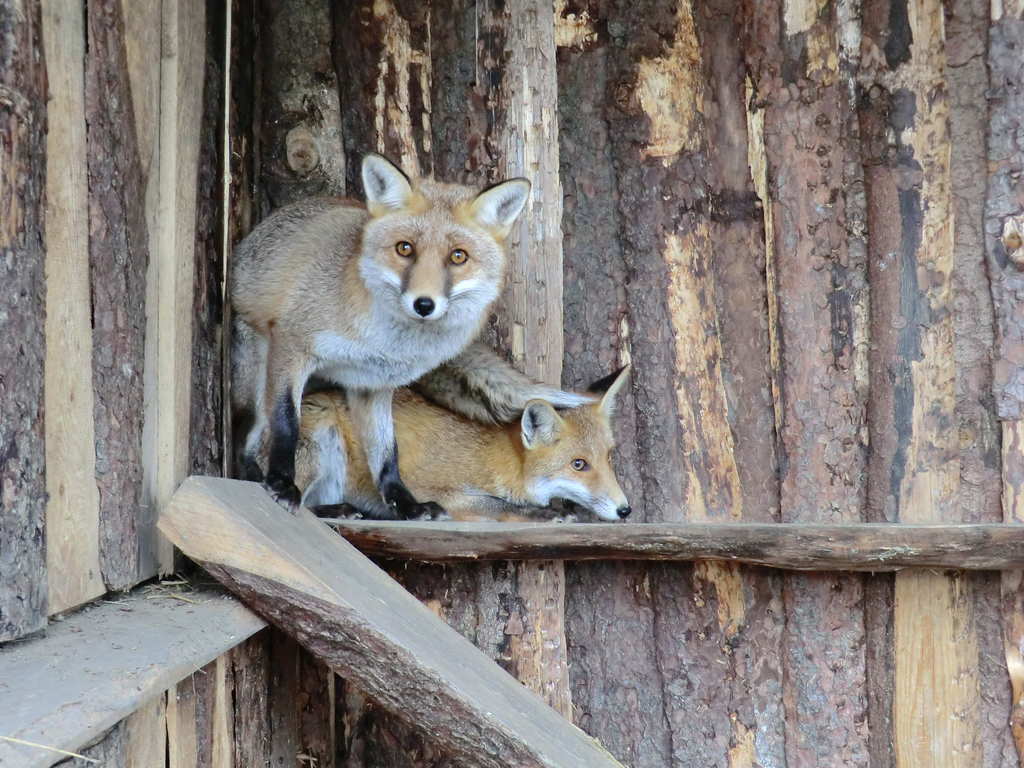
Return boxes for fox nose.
[617,505,632,519]
[413,296,435,317]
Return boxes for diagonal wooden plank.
[159,476,622,768]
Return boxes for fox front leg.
[262,356,308,512]
[348,388,448,520]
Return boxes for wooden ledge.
[0,587,264,768]
[322,519,1024,571]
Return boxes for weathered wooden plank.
[947,0,1017,763]
[554,19,668,765]
[228,631,273,766]
[160,476,623,768]
[41,0,106,616]
[150,0,207,574]
[745,1,871,763]
[124,695,167,768]
[0,589,264,768]
[84,0,150,590]
[323,519,1024,570]
[861,0,984,764]
[0,0,48,643]
[190,2,227,480]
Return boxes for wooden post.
[861,1,985,764]
[40,0,106,615]
[988,0,1024,761]
[0,0,48,642]
[150,0,207,573]
[160,477,623,768]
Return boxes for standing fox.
[231,154,590,516]
[295,366,632,522]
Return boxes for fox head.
[358,153,530,326]
[519,365,632,522]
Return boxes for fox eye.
[395,241,414,257]
[571,458,589,471]
[449,248,469,265]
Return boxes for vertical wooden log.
[257,0,345,211]
[229,631,272,766]
[41,0,106,615]
[861,1,986,765]
[947,0,1017,763]
[556,17,670,764]
[267,630,335,766]
[989,1,1024,763]
[125,694,168,768]
[744,0,871,764]
[84,0,150,589]
[167,654,233,768]
[0,0,48,642]
[152,0,207,573]
[191,2,228,478]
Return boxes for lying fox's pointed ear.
[521,400,563,449]
[469,178,531,239]
[587,364,630,416]
[362,154,413,215]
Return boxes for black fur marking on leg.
[377,443,449,520]
[239,455,265,483]
[264,391,301,512]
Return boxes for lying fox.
[231,153,589,516]
[295,366,632,522]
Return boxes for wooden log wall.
[228,0,1024,766]
[0,0,225,642]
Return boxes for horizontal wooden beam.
[0,587,264,768]
[159,477,623,768]
[321,519,1024,571]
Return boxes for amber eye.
[449,248,469,265]
[571,458,589,472]
[396,241,414,257]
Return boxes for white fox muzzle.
[403,292,449,321]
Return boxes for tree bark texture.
[0,0,48,643]
[232,0,1024,764]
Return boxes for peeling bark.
[744,1,870,764]
[0,0,48,643]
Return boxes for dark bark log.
[85,0,150,590]
[229,631,274,766]
[947,1,1017,763]
[743,1,871,764]
[257,0,345,212]
[0,0,47,643]
[556,24,671,765]
[191,5,227,479]
[55,723,127,768]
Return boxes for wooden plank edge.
[160,476,623,768]
[322,519,1024,570]
[0,587,264,768]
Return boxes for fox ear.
[521,400,562,449]
[362,153,413,215]
[469,178,531,239]
[587,364,630,416]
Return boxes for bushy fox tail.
[411,341,596,424]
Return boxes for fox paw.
[264,474,301,513]
[410,502,449,521]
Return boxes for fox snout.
[403,291,448,321]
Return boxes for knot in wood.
[286,126,319,175]
[1004,217,1024,269]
